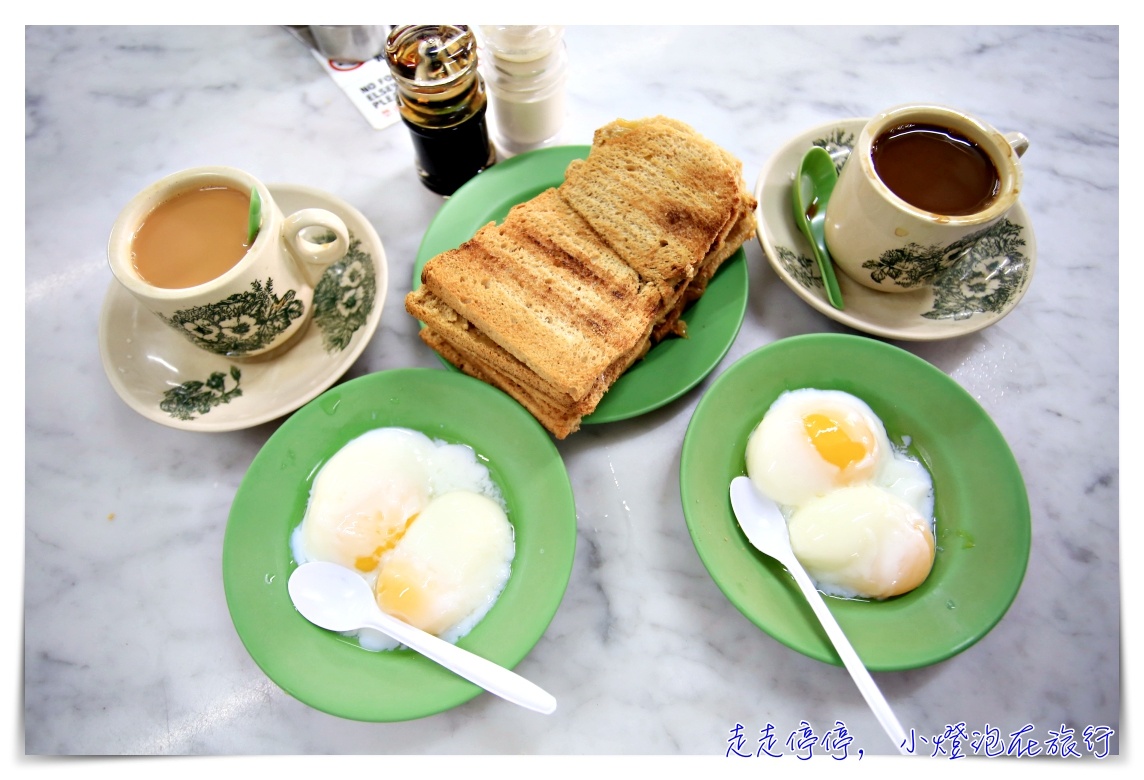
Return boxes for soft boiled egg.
[746,388,891,507]
[376,491,513,640]
[745,388,935,600]
[787,485,935,599]
[291,427,515,649]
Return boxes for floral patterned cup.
[108,166,349,358]
[824,104,1028,293]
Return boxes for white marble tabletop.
[23,25,1121,759]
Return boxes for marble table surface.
[23,25,1121,759]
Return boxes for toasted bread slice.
[419,220,660,400]
[420,325,651,439]
[423,329,584,439]
[559,117,741,293]
[656,199,760,336]
[409,286,653,413]
[500,188,649,297]
[408,286,595,407]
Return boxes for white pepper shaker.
[479,26,567,155]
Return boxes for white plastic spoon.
[729,476,909,755]
[287,561,557,715]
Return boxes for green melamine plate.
[222,368,576,721]
[412,144,749,424]
[680,334,1030,671]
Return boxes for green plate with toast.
[412,145,749,424]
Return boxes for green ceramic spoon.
[246,188,262,245]
[792,146,844,310]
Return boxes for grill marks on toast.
[406,115,758,438]
[501,188,639,293]
[561,122,740,294]
[420,208,660,401]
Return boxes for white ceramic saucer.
[99,184,388,432]
[754,118,1036,341]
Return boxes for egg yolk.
[375,557,435,631]
[301,490,426,575]
[351,510,418,572]
[373,491,514,637]
[804,413,869,470]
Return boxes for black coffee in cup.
[871,123,1000,216]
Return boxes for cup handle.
[283,208,350,285]
[1005,131,1030,158]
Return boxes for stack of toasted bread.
[405,115,757,438]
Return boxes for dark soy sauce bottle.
[385,25,497,196]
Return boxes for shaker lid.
[480,25,564,62]
[385,25,479,87]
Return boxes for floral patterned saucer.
[99,184,387,432]
[754,118,1036,341]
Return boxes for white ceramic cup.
[108,166,349,358]
[824,104,1028,293]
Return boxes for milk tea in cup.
[824,104,1028,293]
[131,184,252,289]
[108,166,350,359]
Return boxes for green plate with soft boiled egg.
[680,333,1031,670]
[223,368,576,721]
